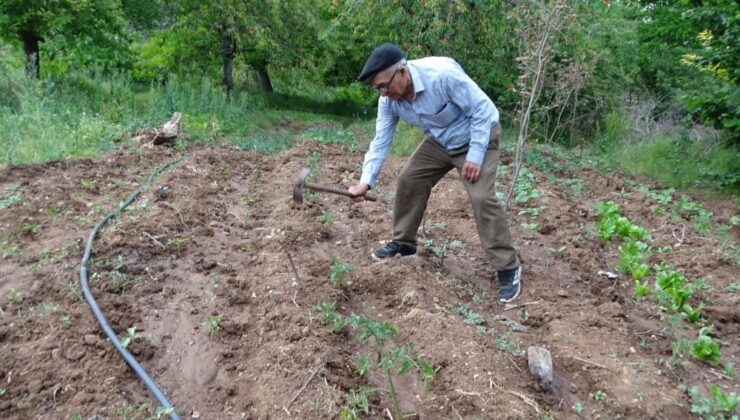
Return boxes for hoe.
[292,168,377,203]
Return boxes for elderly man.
[348,43,522,303]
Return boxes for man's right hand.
[348,183,370,203]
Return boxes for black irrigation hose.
[79,152,194,420]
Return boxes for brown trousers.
[392,125,519,271]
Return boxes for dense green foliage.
[0,1,737,192]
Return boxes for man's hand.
[348,183,370,203]
[461,161,481,183]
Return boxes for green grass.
[599,133,739,194]
[0,62,354,167]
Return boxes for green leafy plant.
[455,303,485,329]
[691,326,721,366]
[724,362,736,379]
[7,288,21,304]
[513,167,540,204]
[153,406,175,419]
[120,326,139,349]
[312,302,347,333]
[345,315,434,419]
[318,211,335,231]
[22,222,41,236]
[683,303,705,323]
[0,240,18,259]
[616,240,651,280]
[330,262,355,287]
[339,386,371,419]
[595,201,651,242]
[546,245,567,257]
[0,186,21,209]
[207,314,223,337]
[591,389,607,401]
[314,303,434,419]
[634,280,650,298]
[494,332,524,356]
[571,401,583,414]
[654,263,692,314]
[60,314,72,329]
[689,384,739,419]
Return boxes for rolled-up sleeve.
[447,72,498,166]
[360,98,399,187]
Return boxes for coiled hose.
[79,152,194,419]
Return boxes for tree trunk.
[22,31,41,79]
[255,62,273,93]
[221,26,236,97]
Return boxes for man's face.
[370,64,404,100]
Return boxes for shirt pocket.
[426,102,462,127]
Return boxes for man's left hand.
[462,161,481,183]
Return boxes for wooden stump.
[132,112,182,146]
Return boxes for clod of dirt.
[527,346,553,392]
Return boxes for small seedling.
[340,386,371,419]
[120,326,139,349]
[571,401,583,414]
[7,288,21,304]
[1,241,18,259]
[60,314,72,329]
[207,314,223,336]
[355,355,371,376]
[724,362,736,379]
[330,262,355,287]
[315,304,435,419]
[521,222,539,230]
[591,389,607,401]
[634,280,650,298]
[318,211,335,231]
[0,186,21,209]
[689,384,739,418]
[546,245,566,257]
[22,222,41,236]
[494,332,524,356]
[155,406,175,419]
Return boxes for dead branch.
[286,362,325,407]
[143,231,166,249]
[568,355,608,369]
[132,112,182,146]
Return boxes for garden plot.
[0,140,737,419]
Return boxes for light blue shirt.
[360,56,499,187]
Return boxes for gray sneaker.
[498,266,522,303]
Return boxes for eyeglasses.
[375,65,401,93]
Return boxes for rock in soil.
[527,346,553,392]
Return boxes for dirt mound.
[0,140,737,418]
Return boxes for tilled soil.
[0,137,737,419]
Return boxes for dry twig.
[569,355,608,369]
[143,231,166,249]
[286,362,325,407]
[503,301,541,311]
[491,380,541,414]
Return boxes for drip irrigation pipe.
[79,152,194,419]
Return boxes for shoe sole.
[371,252,418,262]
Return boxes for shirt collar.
[407,60,425,96]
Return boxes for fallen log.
[132,112,182,146]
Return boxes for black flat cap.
[358,43,404,82]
